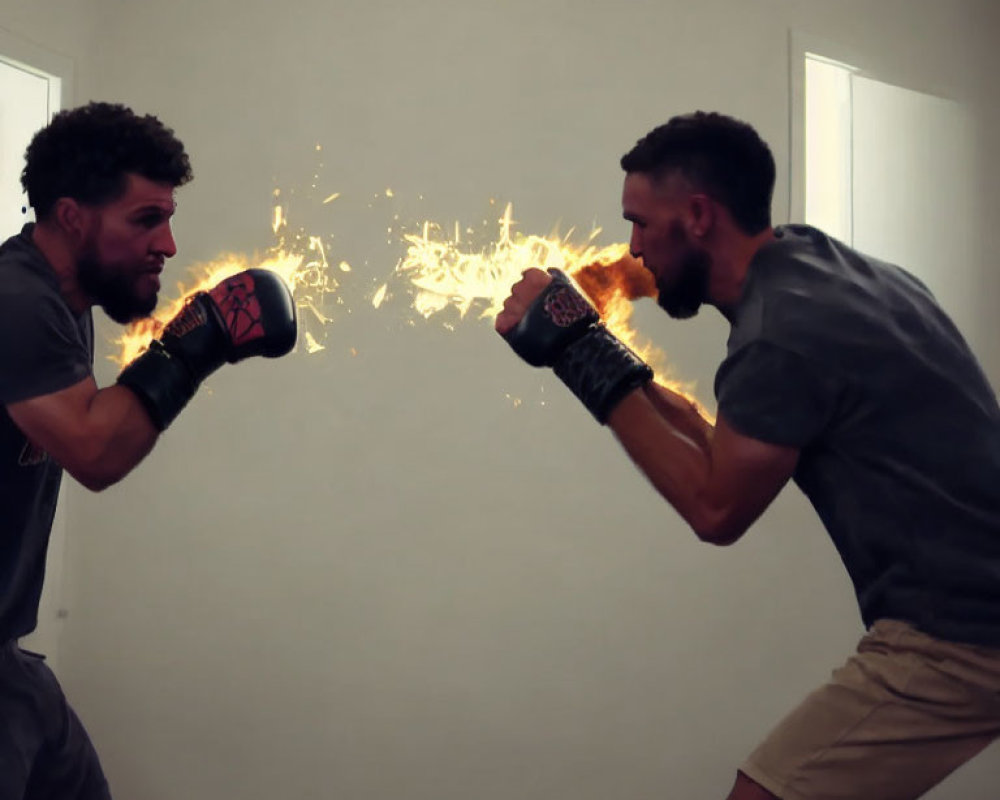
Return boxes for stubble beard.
[77,240,158,324]
[656,222,710,320]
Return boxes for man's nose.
[154,224,177,258]
[629,225,641,259]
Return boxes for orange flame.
[113,202,338,365]
[389,202,699,400]
[112,193,703,412]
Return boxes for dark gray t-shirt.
[0,224,93,642]
[715,224,1000,647]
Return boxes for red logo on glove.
[543,286,593,327]
[209,273,265,346]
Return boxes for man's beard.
[657,224,710,319]
[77,243,157,324]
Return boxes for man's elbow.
[70,465,124,493]
[61,446,130,492]
[689,511,748,547]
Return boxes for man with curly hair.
[0,102,297,797]
[497,111,1000,799]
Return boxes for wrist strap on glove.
[116,269,297,432]
[553,325,653,423]
[117,341,198,431]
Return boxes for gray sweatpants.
[0,642,111,800]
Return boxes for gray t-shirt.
[715,224,1000,647]
[0,224,93,642]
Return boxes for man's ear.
[687,193,716,239]
[52,197,90,244]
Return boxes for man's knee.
[725,770,780,800]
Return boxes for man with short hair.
[497,111,1000,800]
[0,102,297,798]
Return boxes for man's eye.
[135,214,164,228]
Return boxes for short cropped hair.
[22,101,193,219]
[620,111,775,234]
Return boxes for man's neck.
[712,227,776,321]
[31,222,89,315]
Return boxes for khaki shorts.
[741,619,1000,800]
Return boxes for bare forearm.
[492,267,796,543]
[607,388,725,540]
[76,384,160,489]
[606,387,795,545]
[8,379,160,492]
[640,383,715,451]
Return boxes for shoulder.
[729,225,884,352]
[0,227,64,307]
[743,225,849,305]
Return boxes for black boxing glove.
[118,268,297,430]
[503,269,653,423]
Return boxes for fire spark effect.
[113,194,702,410]
[113,204,339,366]
[389,202,695,397]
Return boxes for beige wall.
[0,0,99,97]
[971,0,1000,384]
[5,1,998,798]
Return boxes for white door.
[851,75,979,345]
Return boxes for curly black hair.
[620,112,775,235]
[22,101,193,220]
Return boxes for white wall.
[9,0,999,798]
